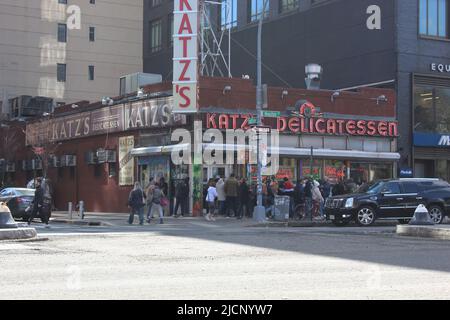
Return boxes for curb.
[51,219,108,227]
[396,225,450,241]
[0,228,37,241]
[247,221,331,228]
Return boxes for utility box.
[273,196,290,221]
[119,73,162,96]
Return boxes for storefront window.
[324,160,346,184]
[414,85,450,133]
[350,163,370,185]
[302,159,322,180]
[350,162,393,185]
[369,163,393,181]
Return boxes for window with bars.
[150,19,162,53]
[168,14,174,47]
[419,0,449,38]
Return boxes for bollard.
[79,201,85,220]
[0,202,18,229]
[68,202,73,220]
[409,204,434,226]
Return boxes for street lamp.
[253,0,269,223]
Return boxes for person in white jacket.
[215,177,226,216]
[312,180,324,220]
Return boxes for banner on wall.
[119,136,135,186]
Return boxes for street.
[1,218,450,300]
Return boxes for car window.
[15,189,35,197]
[0,189,12,196]
[402,182,419,194]
[381,182,401,194]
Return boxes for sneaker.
[205,214,211,221]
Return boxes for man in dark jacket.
[128,182,145,225]
[237,179,250,219]
[28,178,49,227]
[174,177,189,217]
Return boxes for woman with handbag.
[128,182,146,225]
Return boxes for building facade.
[0,0,143,109]
[1,77,398,214]
[143,0,450,181]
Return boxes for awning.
[131,144,400,161]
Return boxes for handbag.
[160,197,169,207]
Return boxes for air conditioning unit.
[61,155,76,167]
[96,149,107,164]
[22,160,32,171]
[119,73,162,96]
[6,162,15,172]
[49,156,60,168]
[106,150,117,163]
[32,159,43,170]
[85,151,97,165]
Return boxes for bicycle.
[293,203,306,220]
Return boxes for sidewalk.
[50,211,334,227]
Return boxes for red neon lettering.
[178,60,191,81]
[288,117,300,133]
[218,114,229,129]
[378,121,388,136]
[207,113,217,129]
[179,87,191,108]
[315,118,326,134]
[336,120,345,134]
[346,120,356,135]
[241,115,250,130]
[367,121,376,136]
[326,119,337,134]
[388,122,398,137]
[277,117,287,132]
[178,14,193,34]
[356,120,367,135]
[179,0,192,11]
[229,114,239,130]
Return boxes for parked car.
[325,178,450,226]
[0,188,36,221]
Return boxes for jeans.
[218,201,226,216]
[146,203,153,219]
[129,207,144,225]
[150,203,164,220]
[238,201,249,218]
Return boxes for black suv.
[325,178,450,226]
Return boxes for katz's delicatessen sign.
[173,0,199,113]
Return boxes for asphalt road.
[1,219,450,300]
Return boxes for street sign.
[248,117,257,125]
[251,126,271,134]
[262,111,280,118]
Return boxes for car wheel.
[398,219,410,225]
[428,205,444,224]
[332,220,350,227]
[356,206,376,227]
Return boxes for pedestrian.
[332,179,346,196]
[150,182,165,224]
[216,176,226,216]
[28,178,50,228]
[145,177,155,223]
[128,182,146,225]
[312,180,325,220]
[159,177,169,216]
[320,177,332,216]
[237,178,250,219]
[174,177,189,217]
[224,173,239,217]
[304,178,313,219]
[205,180,218,221]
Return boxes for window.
[58,23,67,42]
[419,0,449,38]
[57,64,66,82]
[150,19,162,53]
[89,27,95,42]
[58,0,67,4]
[221,0,238,29]
[89,65,95,80]
[381,182,401,194]
[168,14,174,47]
[248,0,269,22]
[109,163,117,177]
[151,0,162,6]
[90,0,96,4]
[402,182,419,194]
[280,0,299,13]
[414,85,450,133]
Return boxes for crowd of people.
[128,173,361,224]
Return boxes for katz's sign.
[173,0,198,113]
[205,100,398,137]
